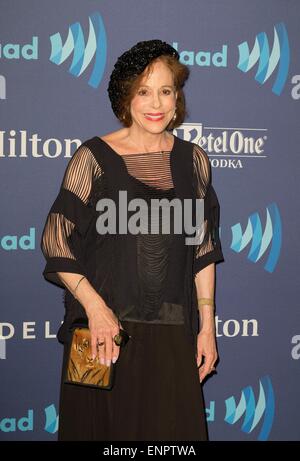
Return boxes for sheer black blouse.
[40,135,224,343]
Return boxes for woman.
[41,39,224,441]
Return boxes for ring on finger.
[113,333,123,346]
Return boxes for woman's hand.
[195,328,218,383]
[85,300,122,366]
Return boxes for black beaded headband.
[107,39,180,119]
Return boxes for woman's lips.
[144,113,164,121]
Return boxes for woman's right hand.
[85,300,122,366]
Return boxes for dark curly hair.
[107,40,190,130]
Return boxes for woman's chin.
[138,120,171,134]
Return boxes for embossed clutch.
[64,326,130,390]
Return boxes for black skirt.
[58,320,208,441]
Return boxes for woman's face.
[129,60,177,134]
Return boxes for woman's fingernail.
[100,358,105,365]
[106,360,111,367]
[112,357,117,363]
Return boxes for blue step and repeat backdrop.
[0,0,299,441]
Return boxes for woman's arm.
[57,271,106,313]
[40,144,121,366]
[192,144,224,383]
[195,263,215,333]
[194,262,218,383]
[57,272,121,365]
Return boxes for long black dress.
[40,134,224,441]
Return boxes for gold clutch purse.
[64,327,121,390]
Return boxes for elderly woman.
[41,39,224,441]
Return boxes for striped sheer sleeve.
[40,144,102,287]
[192,144,224,276]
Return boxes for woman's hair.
[117,55,190,130]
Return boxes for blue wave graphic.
[230,203,282,272]
[44,404,59,433]
[225,376,275,440]
[49,12,107,88]
[237,22,290,95]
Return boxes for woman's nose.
[151,92,161,108]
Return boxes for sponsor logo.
[44,405,59,434]
[173,42,227,67]
[49,12,107,88]
[0,37,38,60]
[0,130,81,158]
[231,203,281,272]
[0,320,59,359]
[224,376,275,441]
[237,22,290,96]
[173,22,291,96]
[0,316,258,344]
[0,321,59,341]
[0,11,108,90]
[0,376,275,439]
[0,410,33,433]
[0,227,35,251]
[215,316,258,337]
[174,123,268,168]
[0,405,59,434]
[0,127,268,166]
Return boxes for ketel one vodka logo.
[173,123,268,168]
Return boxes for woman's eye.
[137,89,172,96]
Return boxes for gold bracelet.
[74,275,85,300]
[197,297,215,307]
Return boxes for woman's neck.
[125,127,173,153]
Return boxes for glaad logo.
[172,42,227,67]
[0,410,33,432]
[49,12,107,88]
[0,227,35,250]
[0,37,38,60]
[224,376,275,441]
[237,22,290,96]
[44,405,59,434]
[231,203,281,273]
[0,405,59,433]
[173,22,290,96]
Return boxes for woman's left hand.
[196,329,218,383]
